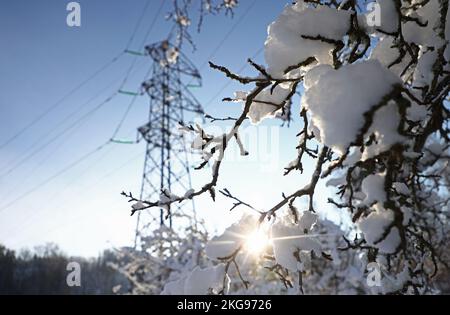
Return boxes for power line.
[0,141,111,213]
[0,55,149,178]
[0,52,124,151]
[0,72,141,198]
[203,46,264,110]
[0,0,263,243]
[0,125,77,201]
[140,0,166,48]
[122,1,164,87]
[111,66,153,142]
[0,0,249,180]
[0,93,118,179]
[0,71,121,171]
[174,0,261,115]
[125,0,152,50]
[0,64,147,231]
[0,0,156,152]
[4,149,146,246]
[0,130,141,240]
[58,131,138,194]
[0,0,165,214]
[184,0,258,88]
[110,0,165,140]
[0,12,152,173]
[198,0,258,72]
[0,0,167,241]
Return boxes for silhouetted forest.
[1,242,448,295]
[0,243,130,295]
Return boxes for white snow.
[161,264,229,295]
[184,189,195,198]
[361,173,387,205]
[161,277,186,295]
[301,60,401,155]
[403,1,442,46]
[176,15,191,27]
[271,211,321,271]
[370,36,412,78]
[166,47,179,64]
[358,204,401,254]
[131,201,146,210]
[205,215,256,260]
[413,48,438,88]
[184,264,228,295]
[234,91,248,101]
[393,182,410,195]
[377,0,399,33]
[362,102,405,160]
[265,1,351,76]
[159,189,179,211]
[374,262,411,294]
[247,85,290,124]
[400,206,412,226]
[401,0,449,89]
[362,0,399,34]
[122,0,448,296]
[427,141,444,155]
[298,210,317,231]
[407,102,429,122]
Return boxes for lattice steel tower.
[135,40,203,242]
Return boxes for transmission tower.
[134,40,203,243]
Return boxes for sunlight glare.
[244,229,269,255]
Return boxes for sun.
[244,229,270,255]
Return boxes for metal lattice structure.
[135,41,203,243]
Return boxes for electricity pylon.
[134,40,203,244]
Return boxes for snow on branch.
[122,0,450,295]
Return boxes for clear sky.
[0,0,343,257]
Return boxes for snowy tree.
[109,215,210,295]
[168,0,238,48]
[124,0,450,295]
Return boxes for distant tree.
[0,243,129,295]
[0,245,16,292]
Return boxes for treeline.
[0,243,130,295]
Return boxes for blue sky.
[0,0,342,257]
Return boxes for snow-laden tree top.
[123,0,450,295]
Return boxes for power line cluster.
[0,0,263,247]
